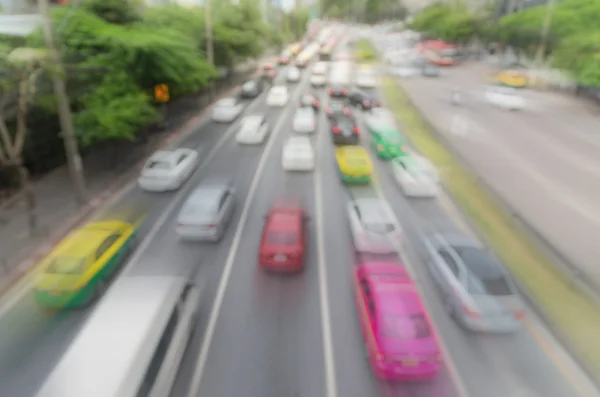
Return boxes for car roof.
[296,107,314,116]
[337,146,367,158]
[267,206,302,230]
[148,150,177,162]
[51,222,120,258]
[217,98,237,106]
[242,115,263,126]
[270,85,287,92]
[352,198,391,223]
[287,136,311,146]
[185,185,227,210]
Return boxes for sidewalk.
[0,54,274,293]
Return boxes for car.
[355,70,377,88]
[422,64,440,77]
[266,85,289,107]
[176,184,236,242]
[325,101,353,119]
[363,107,397,130]
[212,97,244,122]
[484,85,525,111]
[330,113,360,145]
[240,78,264,98]
[310,62,328,87]
[236,115,270,144]
[348,89,381,110]
[334,146,373,184]
[279,52,291,65]
[138,148,199,192]
[425,232,525,333]
[259,203,309,272]
[392,155,439,198]
[33,220,140,308]
[348,198,402,254]
[282,136,315,171]
[292,107,316,134]
[328,84,349,98]
[367,124,408,160]
[300,93,320,111]
[494,70,527,88]
[287,66,301,82]
[354,262,442,380]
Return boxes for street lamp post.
[530,0,556,87]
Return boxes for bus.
[34,276,201,397]
[319,38,337,61]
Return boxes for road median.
[379,73,600,383]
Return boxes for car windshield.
[45,257,86,275]
[217,99,236,108]
[379,130,403,144]
[243,81,255,90]
[266,231,298,246]
[146,159,172,170]
[380,313,431,340]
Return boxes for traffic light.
[154,84,170,103]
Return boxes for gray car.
[425,232,524,333]
[422,64,440,77]
[176,184,236,241]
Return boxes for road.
[0,40,598,397]
[398,63,600,289]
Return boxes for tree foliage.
[322,0,407,24]
[17,0,293,148]
[409,3,480,43]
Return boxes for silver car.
[176,184,236,241]
[347,198,402,254]
[212,97,244,122]
[292,107,316,134]
[425,232,524,333]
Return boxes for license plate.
[401,359,419,367]
[274,254,287,262]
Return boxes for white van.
[34,276,201,397]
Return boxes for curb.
[0,77,250,298]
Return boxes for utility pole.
[205,0,216,100]
[38,0,88,205]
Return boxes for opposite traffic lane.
[0,70,284,397]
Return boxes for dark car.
[330,113,360,145]
[296,59,308,69]
[240,78,264,98]
[348,89,381,110]
[328,85,349,98]
[325,101,354,120]
[300,93,321,111]
[258,63,277,78]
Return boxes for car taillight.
[343,108,350,114]
[353,127,359,134]
[332,126,341,134]
[514,310,525,319]
[269,71,275,77]
[462,305,480,317]
[363,100,370,106]
[341,89,348,95]
[328,88,334,95]
[206,224,216,229]
[314,100,319,107]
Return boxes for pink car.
[354,262,442,381]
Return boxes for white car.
[356,71,377,88]
[392,155,439,198]
[282,136,315,171]
[347,198,402,254]
[363,107,397,130]
[287,67,301,82]
[292,107,316,134]
[212,97,244,122]
[484,86,525,111]
[236,114,270,144]
[138,148,199,192]
[266,86,289,107]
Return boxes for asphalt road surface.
[0,41,598,397]
[398,63,600,289]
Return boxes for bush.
[354,39,377,62]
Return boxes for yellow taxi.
[33,220,139,309]
[335,146,373,184]
[494,70,528,88]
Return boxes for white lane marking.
[371,179,471,397]
[185,74,308,397]
[313,93,338,397]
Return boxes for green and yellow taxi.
[368,125,408,159]
[335,146,373,184]
[494,70,527,88]
[33,220,139,309]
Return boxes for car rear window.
[364,222,395,234]
[468,275,513,296]
[380,313,431,340]
[46,257,85,274]
[266,231,298,246]
[455,246,514,296]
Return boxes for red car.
[259,204,308,272]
